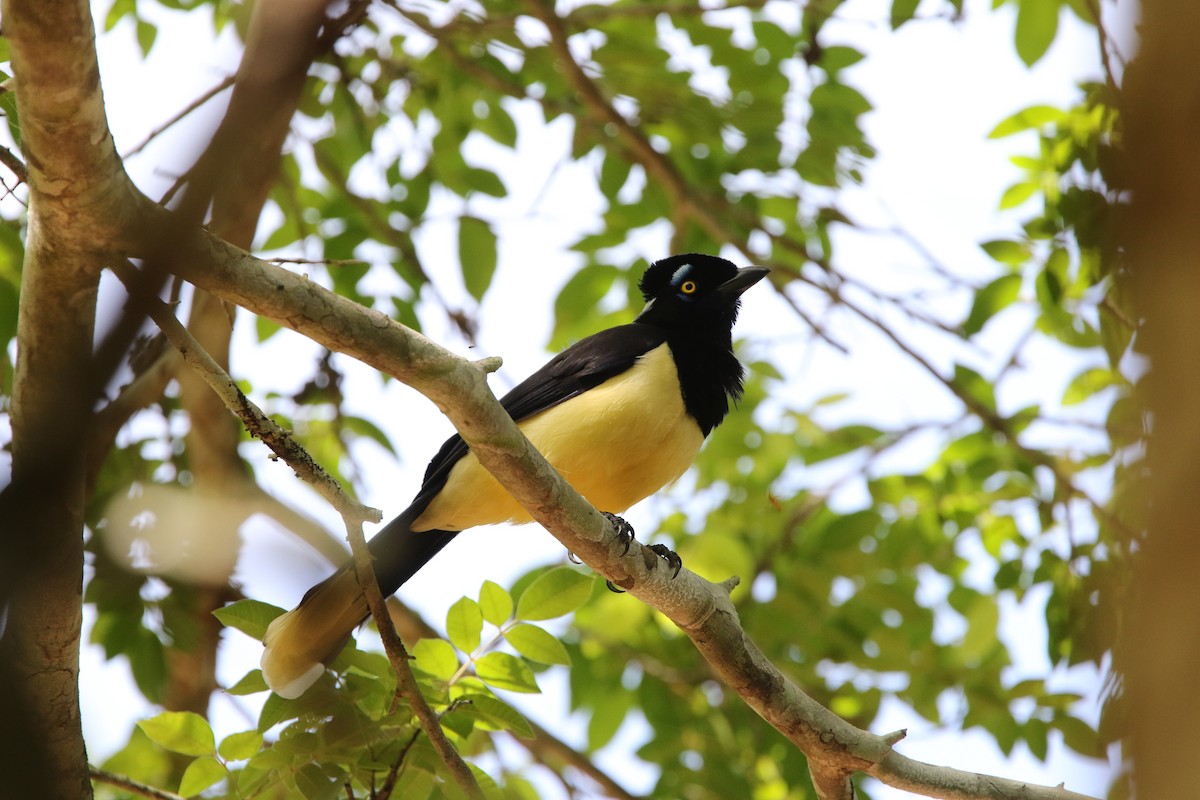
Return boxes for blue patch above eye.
[670,264,693,286]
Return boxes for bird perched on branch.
[261,253,768,698]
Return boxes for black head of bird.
[635,253,769,334]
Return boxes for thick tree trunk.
[0,1,139,796]
[1123,2,1200,796]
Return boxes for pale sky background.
[63,0,1137,797]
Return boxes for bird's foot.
[647,543,683,579]
[602,512,636,555]
[601,512,683,593]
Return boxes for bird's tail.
[260,506,458,699]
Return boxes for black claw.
[566,551,583,565]
[601,512,636,556]
[648,544,683,579]
[605,579,626,594]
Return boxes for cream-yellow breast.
[413,343,703,532]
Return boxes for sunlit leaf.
[1015,0,1061,66]
[179,755,225,796]
[504,623,571,666]
[1063,367,1119,405]
[474,652,540,693]
[412,638,459,681]
[218,730,264,761]
[515,568,594,621]
[457,693,535,738]
[212,599,285,640]
[446,596,484,654]
[963,273,1022,335]
[980,239,1031,266]
[989,105,1066,138]
[138,711,215,757]
[479,580,514,626]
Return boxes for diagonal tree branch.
[143,214,1099,800]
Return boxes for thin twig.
[122,74,236,159]
[90,766,185,800]
[0,143,28,183]
[268,256,370,266]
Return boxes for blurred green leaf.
[138,711,215,757]
[989,105,1066,138]
[218,730,263,761]
[213,599,285,640]
[179,755,225,796]
[964,274,1023,335]
[890,0,921,28]
[1015,0,1061,66]
[1063,366,1119,405]
[980,239,1031,266]
[458,215,498,302]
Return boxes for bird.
[261,253,768,698]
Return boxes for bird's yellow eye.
[681,280,698,294]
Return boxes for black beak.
[714,266,770,301]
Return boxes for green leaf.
[218,730,263,761]
[963,274,1022,336]
[129,629,167,704]
[457,693,535,738]
[959,596,1000,663]
[412,638,459,681]
[479,580,514,626]
[256,692,303,732]
[980,239,1031,266]
[989,105,1066,138]
[226,669,269,696]
[1062,367,1119,405]
[587,690,630,751]
[341,415,395,454]
[504,623,571,666]
[999,181,1038,210]
[135,19,157,56]
[105,0,135,30]
[598,154,632,198]
[890,0,921,28]
[464,167,506,197]
[515,568,594,621]
[446,597,484,654]
[1015,0,1061,67]
[1057,714,1101,757]
[819,46,865,74]
[474,652,540,693]
[295,763,340,800]
[212,599,284,640]
[179,755,225,796]
[458,216,498,302]
[953,363,997,412]
[138,711,215,757]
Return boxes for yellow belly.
[413,343,704,532]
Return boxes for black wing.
[414,323,667,503]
